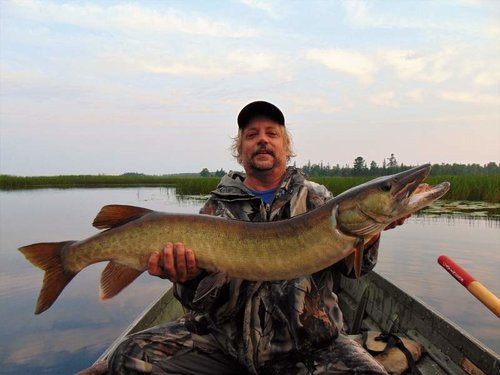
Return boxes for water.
[376,215,499,351]
[0,188,498,373]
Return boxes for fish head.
[336,164,450,237]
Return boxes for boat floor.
[339,272,499,375]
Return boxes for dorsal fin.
[92,204,153,229]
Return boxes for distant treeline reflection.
[1,172,498,203]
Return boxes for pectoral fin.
[193,271,227,303]
[100,262,143,300]
[344,252,355,275]
[353,238,365,279]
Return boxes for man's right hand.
[148,242,201,283]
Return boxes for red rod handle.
[438,255,500,318]
[438,255,475,287]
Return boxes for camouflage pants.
[107,318,387,375]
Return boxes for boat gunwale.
[96,284,184,363]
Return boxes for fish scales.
[63,206,350,281]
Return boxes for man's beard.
[248,147,281,171]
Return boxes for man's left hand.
[384,214,410,231]
[384,183,429,230]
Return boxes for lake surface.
[0,187,498,374]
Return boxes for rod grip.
[437,255,475,287]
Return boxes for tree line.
[199,154,499,177]
[200,168,227,177]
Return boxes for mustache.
[252,146,275,158]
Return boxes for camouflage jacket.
[175,167,379,373]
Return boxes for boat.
[95,271,499,374]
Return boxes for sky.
[0,0,499,176]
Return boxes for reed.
[309,176,371,196]
[0,174,173,189]
[311,175,499,203]
[173,177,219,195]
[1,174,498,203]
[425,175,500,203]
[0,175,220,196]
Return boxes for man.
[105,101,406,374]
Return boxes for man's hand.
[148,242,201,283]
[384,183,428,231]
[384,214,410,231]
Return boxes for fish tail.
[19,241,77,314]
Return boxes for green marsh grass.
[312,175,499,203]
[425,175,499,203]
[0,175,220,196]
[1,174,498,203]
[310,176,370,196]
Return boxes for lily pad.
[418,200,500,219]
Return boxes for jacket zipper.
[265,203,272,221]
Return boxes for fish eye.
[381,181,392,192]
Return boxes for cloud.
[341,0,425,30]
[143,61,228,78]
[369,91,400,108]
[0,68,48,88]
[288,96,343,114]
[305,49,377,84]
[227,50,293,80]
[440,91,500,106]
[380,49,454,83]
[457,0,487,6]
[405,88,425,102]
[239,0,277,16]
[306,46,495,89]
[485,23,500,40]
[341,0,490,36]
[7,0,258,37]
[132,49,293,81]
[473,68,500,87]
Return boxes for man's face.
[240,118,288,173]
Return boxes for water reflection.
[0,188,499,374]
[413,213,500,229]
[136,187,209,206]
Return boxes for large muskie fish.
[20,164,449,314]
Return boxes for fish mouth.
[392,164,431,201]
[407,181,450,210]
[391,164,450,210]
